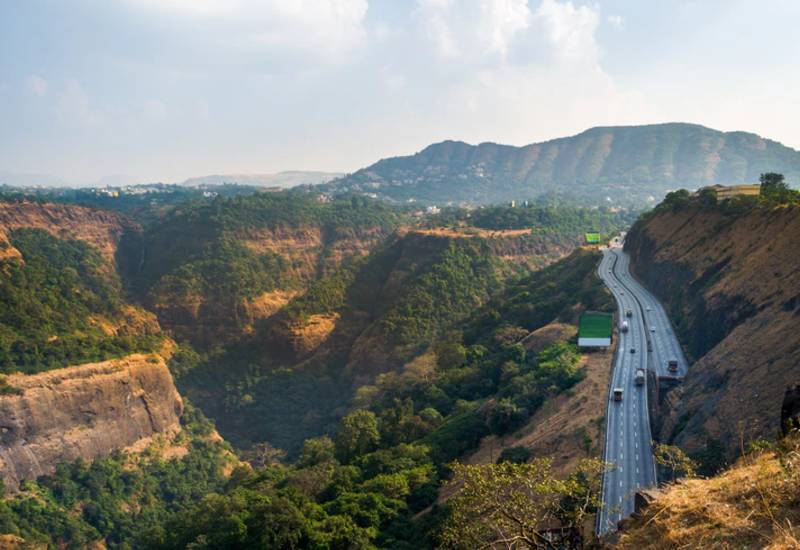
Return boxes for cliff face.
[625,204,800,469]
[0,201,138,264]
[142,224,394,347]
[0,354,183,490]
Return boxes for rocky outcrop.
[0,201,138,264]
[0,354,183,490]
[625,204,800,471]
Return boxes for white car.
[646,306,651,311]
[650,326,656,332]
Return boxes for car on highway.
[630,348,636,354]
[646,306,651,311]
[650,326,656,332]
[613,388,623,401]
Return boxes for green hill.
[323,123,800,206]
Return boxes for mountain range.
[323,123,800,206]
[181,170,342,188]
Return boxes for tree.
[497,446,532,464]
[760,172,794,203]
[335,410,380,462]
[243,442,286,469]
[697,187,718,207]
[653,443,698,481]
[297,436,337,468]
[661,189,691,211]
[439,458,606,549]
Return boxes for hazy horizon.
[2,0,800,184]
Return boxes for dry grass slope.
[618,433,800,549]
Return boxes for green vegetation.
[578,312,612,339]
[760,172,799,203]
[0,229,160,373]
[378,239,499,350]
[467,204,633,235]
[0,183,261,225]
[439,458,605,549]
[325,124,800,206]
[0,404,232,549]
[128,192,408,346]
[179,235,503,454]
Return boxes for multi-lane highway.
[596,243,688,534]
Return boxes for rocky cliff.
[0,201,138,264]
[0,354,183,490]
[625,203,800,470]
[141,223,396,347]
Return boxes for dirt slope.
[462,323,610,476]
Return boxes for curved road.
[596,244,688,534]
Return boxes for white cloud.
[128,0,368,61]
[607,14,624,30]
[532,0,600,62]
[56,79,100,127]
[26,75,49,97]
[390,0,651,147]
[415,0,531,60]
[143,99,167,120]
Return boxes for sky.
[1,0,800,185]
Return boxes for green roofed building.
[585,232,602,244]
[578,311,612,348]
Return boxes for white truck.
[620,321,629,333]
[613,388,624,401]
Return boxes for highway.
[596,243,688,534]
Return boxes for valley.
[0,147,798,549]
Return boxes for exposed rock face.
[625,204,800,470]
[0,354,183,490]
[0,201,138,264]
[145,224,392,347]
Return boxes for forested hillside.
[0,192,627,548]
[159,249,612,549]
[122,193,408,346]
[324,123,800,206]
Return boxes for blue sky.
[1,0,799,184]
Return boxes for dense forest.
[0,229,160,373]
[0,190,626,548]
[0,247,611,548]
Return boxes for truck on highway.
[635,368,645,386]
[625,309,633,317]
[620,321,629,333]
[667,359,679,373]
[613,388,623,401]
